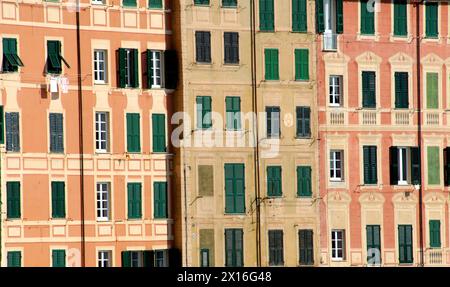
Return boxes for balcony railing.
[329,111,345,125]
[425,111,440,126]
[323,32,337,51]
[394,111,410,125]
[425,248,443,266]
[361,110,377,125]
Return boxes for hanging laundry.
[59,76,69,94]
[49,76,58,93]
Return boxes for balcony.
[393,111,411,125]
[329,110,345,125]
[361,110,377,125]
[323,32,337,51]
[425,111,440,126]
[425,248,443,266]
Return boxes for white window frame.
[98,250,112,267]
[93,49,107,84]
[330,150,343,181]
[96,182,110,221]
[323,0,338,51]
[125,49,132,87]
[150,50,162,88]
[329,75,342,106]
[92,0,105,4]
[331,229,345,261]
[130,251,143,267]
[154,250,168,267]
[95,111,109,153]
[397,147,409,185]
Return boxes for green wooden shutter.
[226,97,241,130]
[366,225,381,264]
[425,2,438,38]
[128,183,142,219]
[222,0,237,7]
[297,166,312,197]
[7,182,20,219]
[336,0,343,34]
[292,0,307,32]
[0,106,3,144]
[363,146,377,184]
[2,38,23,72]
[265,49,279,80]
[429,220,441,248]
[362,71,376,108]
[224,164,245,214]
[154,182,168,219]
[49,113,64,153]
[296,107,311,138]
[360,0,374,35]
[123,0,137,7]
[5,112,20,152]
[52,250,66,267]
[126,113,141,153]
[426,73,438,109]
[47,41,62,74]
[260,0,274,31]
[316,0,324,33]
[445,147,450,186]
[196,96,212,129]
[146,50,153,88]
[398,225,413,264]
[149,0,162,8]
[117,48,127,88]
[152,114,166,152]
[427,146,440,185]
[131,49,139,88]
[299,229,314,265]
[51,182,65,218]
[390,147,399,185]
[224,164,235,213]
[393,0,407,36]
[410,147,421,185]
[295,49,309,81]
[7,251,21,267]
[267,166,282,197]
[121,251,131,267]
[395,72,408,108]
[268,230,284,266]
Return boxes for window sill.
[297,195,313,199]
[153,217,169,220]
[291,30,308,34]
[259,30,275,33]
[221,6,238,9]
[94,81,108,85]
[295,136,312,140]
[224,213,246,216]
[127,218,143,221]
[96,219,110,223]
[95,151,111,155]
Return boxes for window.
[49,113,64,153]
[149,0,162,8]
[259,0,274,31]
[427,146,440,185]
[95,112,109,153]
[366,225,381,265]
[389,147,420,185]
[98,251,112,267]
[0,106,4,144]
[126,113,141,153]
[268,230,284,266]
[122,251,154,267]
[194,0,209,5]
[393,0,407,36]
[264,48,279,80]
[222,0,237,7]
[7,182,20,219]
[224,163,245,214]
[123,0,137,7]
[266,106,280,138]
[425,2,438,38]
[154,250,168,267]
[292,0,307,32]
[329,75,342,106]
[267,166,282,197]
[2,38,23,72]
[92,0,104,4]
[7,251,21,267]
[93,49,107,84]
[426,72,438,109]
[96,183,110,221]
[225,96,241,130]
[297,166,312,197]
[224,32,239,64]
[329,150,343,181]
[154,182,168,219]
[295,49,309,81]
[298,229,314,265]
[444,147,450,186]
[51,182,65,218]
[148,50,162,88]
[152,114,166,152]
[118,48,139,88]
[296,106,311,138]
[52,250,66,267]
[127,183,142,219]
[429,220,441,248]
[198,165,214,196]
[394,72,409,108]
[360,0,374,35]
[398,225,413,264]
[362,71,376,108]
[195,32,211,63]
[5,112,20,152]
[363,146,377,184]
[316,0,343,50]
[331,230,345,260]
[196,96,212,129]
[225,228,244,267]
[47,40,69,74]
[200,249,209,267]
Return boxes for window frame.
[96,182,110,222]
[331,229,345,261]
[98,250,112,267]
[93,49,107,84]
[95,111,110,153]
[329,75,343,107]
[329,150,343,182]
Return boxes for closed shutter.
[225,229,234,267]
[0,106,3,144]
[224,164,235,213]
[362,71,376,108]
[224,32,239,64]
[163,50,178,89]
[152,114,166,152]
[425,2,438,38]
[395,72,408,108]
[267,166,282,197]
[7,182,20,219]
[427,146,440,185]
[410,147,421,185]
[398,225,413,264]
[296,106,311,138]
[429,220,441,248]
[260,0,274,31]
[393,0,407,36]
[235,229,243,267]
[154,182,168,219]
[292,0,307,32]
[316,0,324,33]
[6,112,20,152]
[197,96,212,129]
[149,0,162,8]
[121,251,132,267]
[426,73,438,109]
[268,230,284,266]
[51,182,65,218]
[297,166,312,197]
[128,183,142,219]
[126,113,140,153]
[444,147,450,186]
[197,32,211,63]
[52,250,66,267]
[366,225,381,264]
[360,0,374,34]
[295,49,309,81]
[265,49,279,80]
[389,147,399,185]
[224,164,245,214]
[7,251,21,267]
[299,229,314,265]
[336,0,343,34]
[117,48,127,88]
[363,146,377,184]
[123,0,137,7]
[49,113,64,153]
[226,97,241,130]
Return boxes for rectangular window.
[297,166,312,197]
[7,251,21,267]
[47,40,69,75]
[389,146,420,185]
[154,182,168,219]
[126,113,141,153]
[96,183,110,221]
[224,32,239,64]
[152,114,166,152]
[2,38,23,72]
[317,0,343,50]
[444,147,450,186]
[427,146,440,185]
[330,150,343,181]
[429,220,441,248]
[394,72,409,108]
[95,112,109,153]
[425,2,438,38]
[148,50,162,88]
[362,71,376,108]
[363,146,377,184]
[123,0,137,7]
[366,225,381,265]
[196,96,212,129]
[393,0,407,36]
[222,0,237,7]
[299,229,314,265]
[121,251,147,267]
[329,75,342,106]
[98,251,112,267]
[127,183,142,219]
[295,49,309,81]
[360,0,374,35]
[51,182,65,218]
[426,72,438,109]
[331,229,345,260]
[264,48,279,80]
[52,250,66,267]
[0,106,4,144]
[200,249,210,267]
[149,0,162,8]
[225,96,241,130]
[117,48,139,88]
[259,0,274,31]
[292,0,307,32]
[7,182,20,219]
[224,163,245,214]
[225,228,244,267]
[49,113,64,153]
[266,106,280,138]
[5,112,20,152]
[194,0,209,5]
[296,106,311,138]
[268,230,284,266]
[93,49,107,84]
[267,166,282,197]
[195,31,211,63]
[398,225,413,264]
[92,0,105,4]
[154,250,168,267]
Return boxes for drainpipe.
[75,0,86,267]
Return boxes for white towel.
[50,77,58,93]
[59,77,69,94]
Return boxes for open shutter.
[410,147,421,185]
[390,147,399,185]
[336,0,343,34]
[146,50,153,88]
[316,0,324,33]
[121,251,131,267]
[445,148,450,186]
[143,251,155,267]
[164,50,178,89]
[117,48,127,88]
